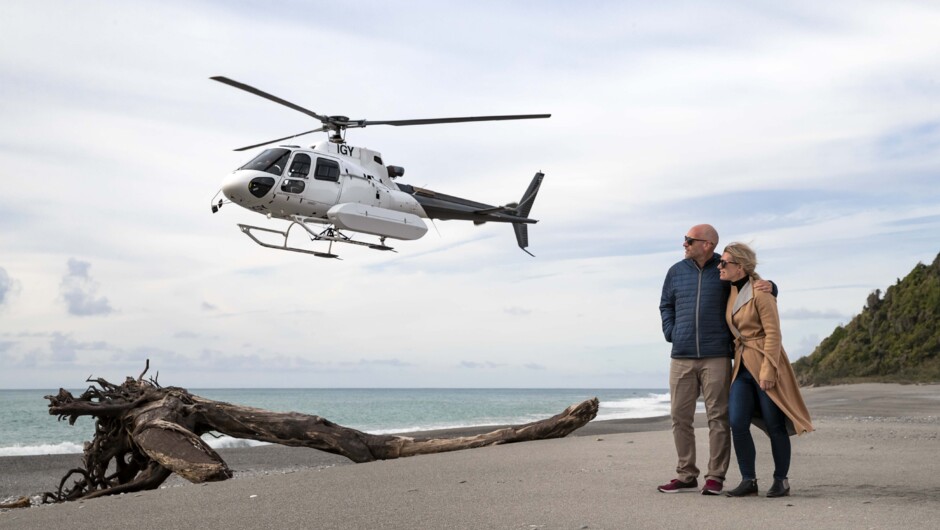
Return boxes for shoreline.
[0,414,677,502]
[4,382,939,500]
[3,383,939,528]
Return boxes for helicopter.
[209,76,549,259]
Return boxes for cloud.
[60,258,113,316]
[49,333,79,362]
[109,348,327,373]
[884,214,940,227]
[0,267,20,306]
[49,332,110,363]
[877,120,940,160]
[344,358,414,368]
[460,361,508,369]
[791,334,822,360]
[0,340,16,364]
[780,308,848,320]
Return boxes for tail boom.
[395,171,545,254]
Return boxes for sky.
[1,0,939,389]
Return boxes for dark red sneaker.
[657,478,698,493]
[701,479,723,495]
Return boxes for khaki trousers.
[669,357,731,483]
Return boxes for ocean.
[0,388,676,457]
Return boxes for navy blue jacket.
[660,253,733,359]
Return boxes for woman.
[718,242,813,498]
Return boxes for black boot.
[766,478,790,498]
[725,479,758,497]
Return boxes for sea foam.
[0,437,271,457]
[203,435,270,450]
[596,392,705,420]
[0,441,85,457]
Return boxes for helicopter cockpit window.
[281,179,306,194]
[288,153,311,179]
[314,158,341,182]
[239,148,290,176]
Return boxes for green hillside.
[793,252,940,385]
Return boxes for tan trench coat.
[727,280,814,435]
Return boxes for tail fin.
[513,223,533,256]
[516,172,544,219]
[513,172,544,256]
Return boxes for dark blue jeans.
[729,366,790,481]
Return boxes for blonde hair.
[723,242,761,281]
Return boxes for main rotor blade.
[211,76,329,122]
[356,114,551,127]
[234,128,324,152]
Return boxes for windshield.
[239,148,290,176]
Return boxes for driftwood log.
[39,362,598,503]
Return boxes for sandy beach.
[2,383,938,529]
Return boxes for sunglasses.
[718,259,739,268]
[684,236,710,245]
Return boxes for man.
[658,224,773,495]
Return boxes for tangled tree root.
[38,361,598,503]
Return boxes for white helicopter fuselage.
[221,141,429,240]
[209,75,547,257]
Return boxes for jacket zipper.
[695,265,703,357]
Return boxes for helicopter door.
[280,153,308,196]
[305,157,341,208]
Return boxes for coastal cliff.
[794,252,940,385]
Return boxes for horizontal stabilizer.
[473,206,511,215]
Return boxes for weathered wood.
[0,496,31,509]
[39,363,598,503]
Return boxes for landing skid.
[237,218,396,259]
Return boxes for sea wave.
[203,435,270,450]
[367,421,525,435]
[596,392,670,419]
[370,394,686,433]
[0,436,274,457]
[596,392,704,420]
[0,442,85,457]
